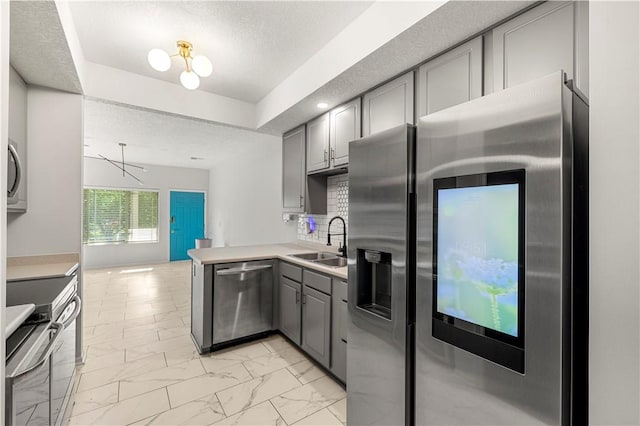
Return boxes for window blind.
[83,189,159,244]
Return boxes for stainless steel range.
[6,275,81,426]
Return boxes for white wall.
[1,1,10,419]
[209,135,297,247]
[83,158,209,269]
[589,2,640,424]
[7,86,83,257]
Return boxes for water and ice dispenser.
[356,249,392,320]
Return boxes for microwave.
[8,138,27,212]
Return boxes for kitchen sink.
[290,252,338,261]
[313,257,348,268]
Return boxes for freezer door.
[347,124,414,426]
[415,71,574,425]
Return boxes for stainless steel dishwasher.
[212,260,274,347]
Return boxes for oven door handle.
[10,322,63,379]
[61,295,82,329]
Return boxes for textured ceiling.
[83,99,278,170]
[258,0,537,134]
[10,0,83,94]
[12,0,538,168]
[68,1,373,103]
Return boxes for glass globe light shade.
[191,55,213,77]
[180,70,200,90]
[147,48,171,72]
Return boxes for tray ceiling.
[68,1,373,103]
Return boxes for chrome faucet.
[327,216,347,257]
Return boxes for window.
[83,189,159,244]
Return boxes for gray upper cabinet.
[302,284,332,368]
[282,126,306,212]
[363,71,414,137]
[306,113,330,173]
[417,36,483,117]
[330,98,361,168]
[492,1,589,97]
[280,276,302,345]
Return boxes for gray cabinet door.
[306,113,330,173]
[191,262,213,352]
[330,98,361,167]
[282,126,305,212]
[362,71,414,137]
[417,36,483,117]
[280,277,302,345]
[492,1,589,97]
[331,279,348,383]
[302,285,331,368]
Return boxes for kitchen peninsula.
[189,242,348,383]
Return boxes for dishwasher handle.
[216,264,273,276]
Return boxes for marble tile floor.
[66,261,346,426]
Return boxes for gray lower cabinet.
[362,70,414,137]
[191,262,213,353]
[282,126,306,212]
[279,262,342,378]
[331,279,348,383]
[279,276,302,345]
[417,36,483,117]
[491,1,589,97]
[301,285,332,368]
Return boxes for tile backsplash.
[297,173,348,247]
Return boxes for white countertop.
[6,304,35,338]
[188,242,348,280]
[7,253,79,282]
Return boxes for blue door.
[170,191,205,261]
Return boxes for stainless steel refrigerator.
[348,71,588,425]
[348,124,416,426]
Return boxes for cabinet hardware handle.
[296,291,300,303]
[341,338,347,344]
[299,195,304,207]
[302,294,307,304]
[331,148,335,161]
[324,150,328,162]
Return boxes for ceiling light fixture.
[317,102,329,109]
[148,40,212,90]
[84,143,146,185]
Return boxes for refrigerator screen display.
[432,170,525,371]
[436,183,519,336]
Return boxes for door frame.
[168,189,207,261]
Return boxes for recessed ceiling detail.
[68,1,374,102]
[10,1,83,94]
[83,99,279,169]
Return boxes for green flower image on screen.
[437,184,519,337]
